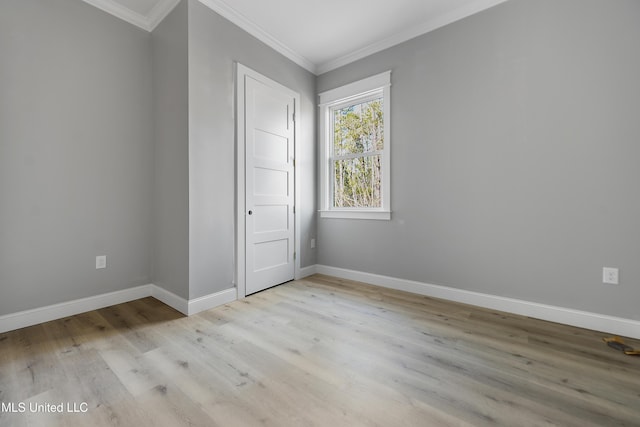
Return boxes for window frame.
[319,71,391,220]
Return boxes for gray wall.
[0,0,153,315]
[187,0,317,298]
[317,0,640,320]
[0,0,316,316]
[151,0,190,299]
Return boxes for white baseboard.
[4,266,635,340]
[150,285,188,315]
[186,287,237,315]
[150,285,237,315]
[298,264,318,279]
[0,285,153,334]
[315,265,640,340]
[0,284,238,334]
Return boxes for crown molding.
[148,0,182,31]
[82,0,148,29]
[316,0,511,75]
[197,0,317,74]
[81,0,509,74]
[81,0,180,32]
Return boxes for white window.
[319,71,391,220]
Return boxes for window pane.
[333,155,381,208]
[333,98,383,156]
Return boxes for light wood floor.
[1,274,639,426]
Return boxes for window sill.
[319,210,391,220]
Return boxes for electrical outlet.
[310,238,316,249]
[603,267,619,285]
[96,255,107,269]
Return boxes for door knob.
[248,210,253,215]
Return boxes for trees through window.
[319,71,391,220]
[332,97,384,208]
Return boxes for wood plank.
[1,275,639,426]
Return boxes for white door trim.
[235,63,301,298]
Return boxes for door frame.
[235,63,301,299]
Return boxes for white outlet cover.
[602,267,619,285]
[96,255,107,269]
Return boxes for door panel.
[253,167,289,196]
[245,75,295,295]
[253,130,289,163]
[253,239,289,271]
[254,205,289,233]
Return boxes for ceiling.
[82,0,510,74]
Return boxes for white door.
[244,74,295,295]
